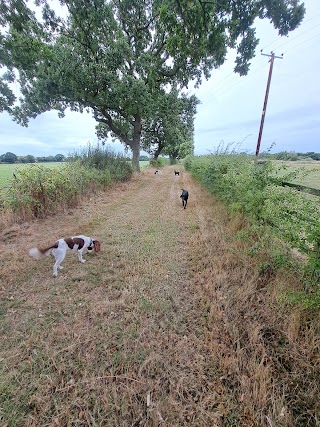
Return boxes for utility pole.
[255,51,283,158]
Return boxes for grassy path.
[0,167,319,426]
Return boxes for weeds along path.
[0,167,319,426]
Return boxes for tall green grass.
[1,145,133,221]
[69,144,133,182]
[149,157,170,168]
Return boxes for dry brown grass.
[0,167,319,426]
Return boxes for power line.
[269,23,320,52]
[197,19,320,102]
[260,17,319,51]
[283,32,320,53]
[198,28,319,103]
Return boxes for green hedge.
[2,146,133,219]
[185,154,320,304]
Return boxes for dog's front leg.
[78,249,86,263]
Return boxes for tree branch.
[94,108,132,147]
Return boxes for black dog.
[180,189,189,209]
[174,170,180,176]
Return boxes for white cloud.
[0,109,125,156]
[193,0,320,154]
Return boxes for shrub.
[149,157,169,168]
[70,144,133,181]
[1,144,133,221]
[3,163,88,218]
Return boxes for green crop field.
[139,160,149,169]
[273,160,320,190]
[0,161,150,188]
[0,162,64,188]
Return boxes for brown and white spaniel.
[29,235,101,277]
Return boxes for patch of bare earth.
[0,167,319,426]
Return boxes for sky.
[0,0,319,158]
[191,0,320,155]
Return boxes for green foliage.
[142,89,198,160]
[70,143,133,182]
[186,153,320,306]
[4,163,88,217]
[169,157,178,165]
[0,152,66,163]
[0,151,17,163]
[281,287,320,309]
[0,162,63,188]
[262,186,319,253]
[149,157,169,168]
[139,155,149,162]
[0,0,305,171]
[35,155,64,163]
[158,0,305,77]
[17,154,35,163]
[183,154,194,171]
[2,145,132,219]
[303,235,320,287]
[273,151,299,161]
[260,151,320,161]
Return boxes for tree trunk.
[153,142,163,160]
[169,155,177,165]
[132,142,140,172]
[131,115,142,172]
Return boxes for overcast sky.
[0,0,319,158]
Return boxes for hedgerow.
[1,145,132,221]
[70,144,133,182]
[149,157,170,168]
[184,153,320,306]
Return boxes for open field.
[139,160,150,169]
[1,166,319,426]
[0,161,150,187]
[273,160,320,189]
[0,162,64,187]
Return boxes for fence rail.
[281,181,320,197]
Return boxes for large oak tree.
[0,0,305,171]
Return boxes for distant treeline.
[0,151,151,164]
[0,152,65,164]
[260,151,320,161]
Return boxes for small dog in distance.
[180,189,189,209]
[154,170,162,175]
[174,170,180,176]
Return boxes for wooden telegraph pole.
[255,51,283,158]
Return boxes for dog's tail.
[29,246,55,260]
